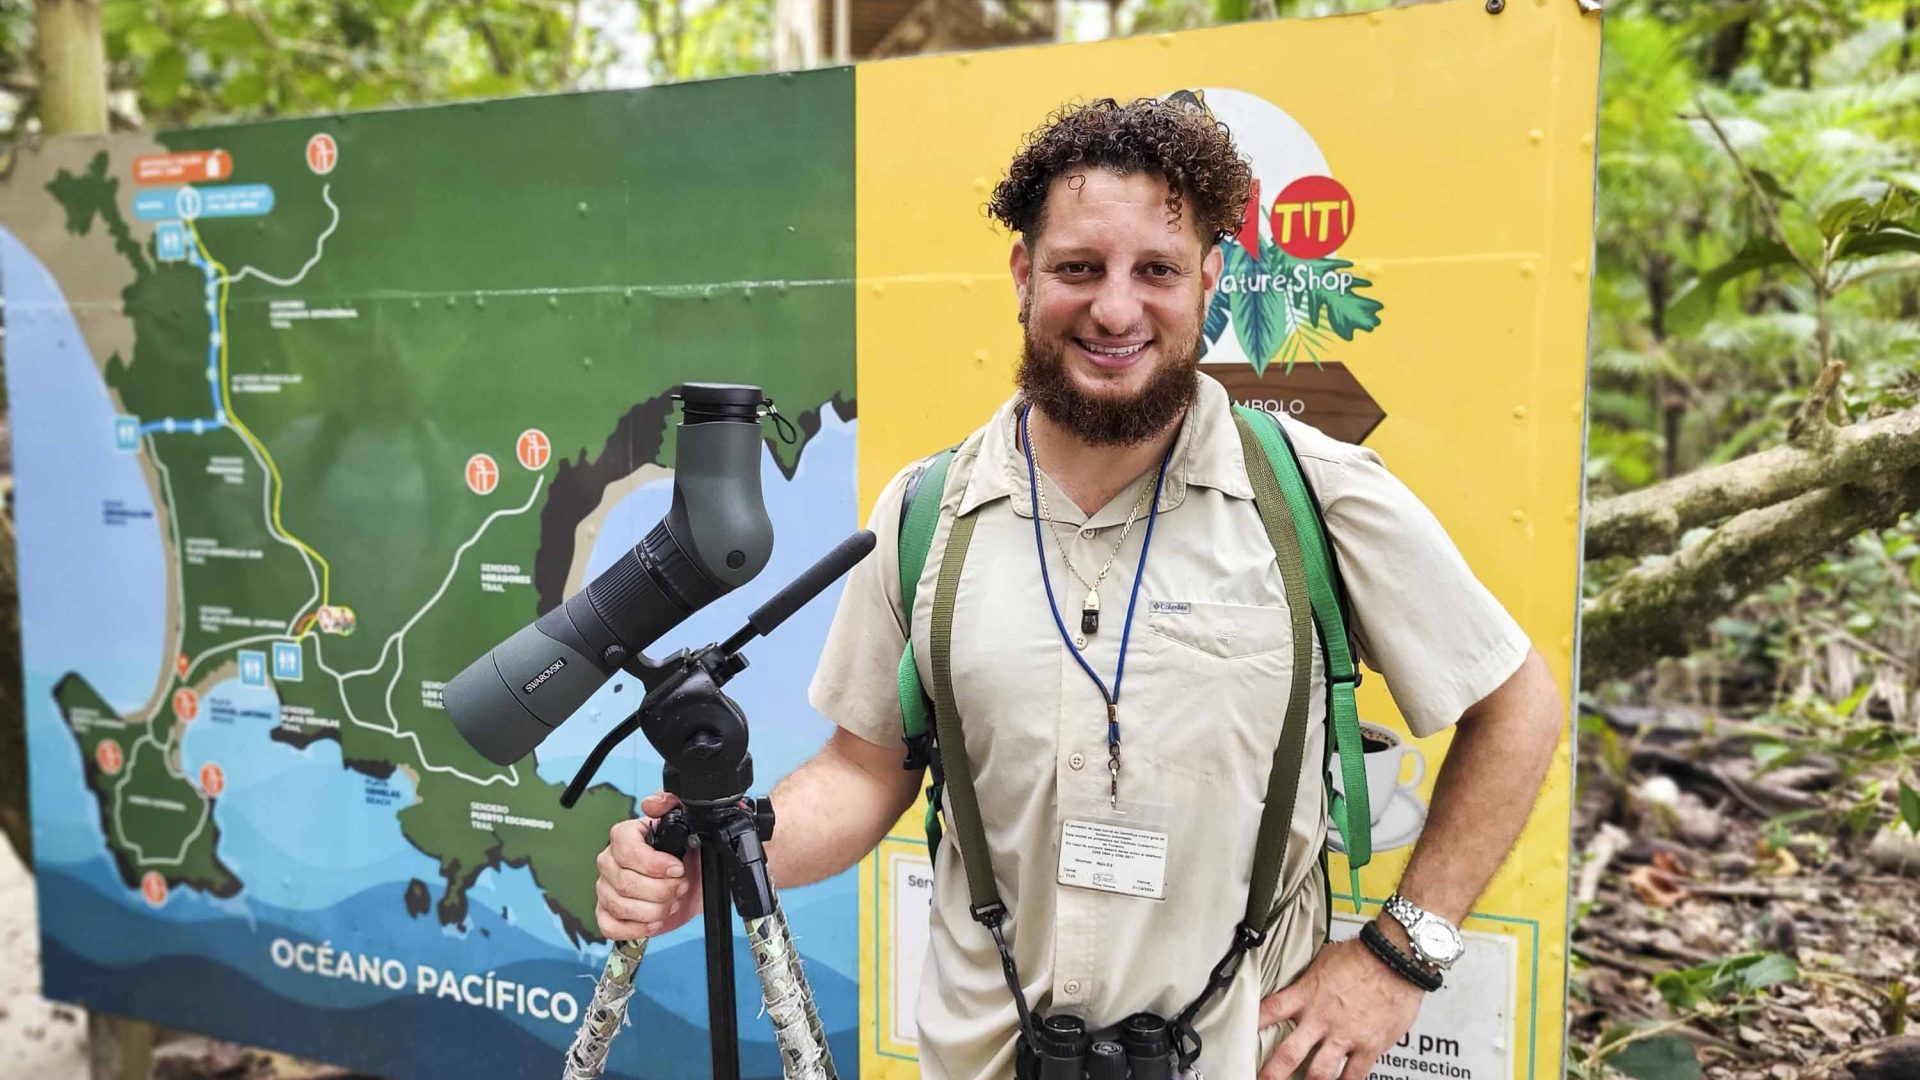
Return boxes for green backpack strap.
[1234,405,1372,914]
[896,449,955,861]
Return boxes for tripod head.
[559,529,877,810]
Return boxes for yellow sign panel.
[854,2,1600,1076]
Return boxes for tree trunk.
[33,0,108,136]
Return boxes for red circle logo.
[176,653,191,678]
[96,739,124,775]
[141,872,168,907]
[1269,175,1356,260]
[173,688,199,722]
[200,762,226,797]
[465,454,499,495]
[516,429,551,471]
[306,133,338,175]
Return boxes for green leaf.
[102,0,148,35]
[1751,169,1796,204]
[1293,257,1384,341]
[1899,782,1920,833]
[1607,1034,1702,1080]
[1838,228,1920,259]
[144,49,188,107]
[221,71,269,109]
[1752,741,1792,767]
[198,13,261,53]
[1203,281,1229,346]
[1653,970,1705,1009]
[1225,240,1287,377]
[1737,952,1798,993]
[1820,197,1875,238]
[1668,237,1798,334]
[125,23,170,57]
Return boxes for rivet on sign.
[1511,510,1525,523]
[577,202,589,216]
[742,288,753,302]
[975,350,989,364]
[787,225,797,233]
[623,288,634,304]
[871,282,885,296]
[1519,261,1537,277]
[410,300,421,312]
[1486,0,1505,12]
[1580,133,1596,153]
[583,356,593,370]
[474,295,486,309]
[1571,260,1589,280]
[548,296,559,310]
[446,296,457,309]
[1513,405,1527,419]
[1528,129,1545,144]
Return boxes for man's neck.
[1024,404,1185,517]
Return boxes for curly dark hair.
[987,96,1253,249]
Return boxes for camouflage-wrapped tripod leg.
[561,937,650,1080]
[747,902,838,1080]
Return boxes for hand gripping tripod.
[557,531,875,1080]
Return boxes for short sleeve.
[1295,430,1531,738]
[806,462,921,751]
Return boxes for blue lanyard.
[1019,405,1173,758]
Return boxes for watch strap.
[1359,920,1444,993]
[1384,893,1460,969]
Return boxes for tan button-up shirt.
[809,373,1528,1078]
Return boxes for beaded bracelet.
[1359,920,1444,992]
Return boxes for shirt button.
[1069,753,1085,770]
[1064,979,1082,996]
[1080,527,1096,539]
[1073,635,1087,648]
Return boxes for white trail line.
[315,475,546,788]
[224,184,339,288]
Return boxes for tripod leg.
[746,899,839,1080]
[562,939,652,1080]
[703,838,742,1080]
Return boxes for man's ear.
[1201,241,1225,307]
[1010,238,1034,322]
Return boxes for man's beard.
[1016,304,1204,448]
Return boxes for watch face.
[1415,923,1461,962]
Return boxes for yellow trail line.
[185,220,332,619]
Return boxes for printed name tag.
[1058,820,1169,900]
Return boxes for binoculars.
[1023,1012,1178,1080]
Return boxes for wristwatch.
[1382,894,1465,971]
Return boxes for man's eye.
[1057,263,1092,275]
[1144,264,1177,278]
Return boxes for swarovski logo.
[523,658,567,695]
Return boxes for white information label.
[1057,819,1169,900]
[888,851,934,1046]
[1330,915,1516,1080]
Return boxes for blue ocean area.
[3,225,865,1077]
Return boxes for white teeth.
[1080,340,1147,358]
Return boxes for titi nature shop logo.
[1175,89,1385,378]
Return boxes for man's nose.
[1089,277,1145,337]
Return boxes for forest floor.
[1570,701,1920,1079]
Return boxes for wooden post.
[34,0,109,136]
[87,1012,153,1080]
[40,14,151,1073]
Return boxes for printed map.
[2,74,859,1078]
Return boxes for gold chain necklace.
[1034,464,1155,635]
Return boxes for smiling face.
[1011,168,1224,447]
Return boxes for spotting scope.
[444,383,775,765]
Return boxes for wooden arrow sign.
[1205,361,1386,445]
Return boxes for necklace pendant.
[1081,588,1100,635]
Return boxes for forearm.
[1393,648,1562,923]
[764,728,920,890]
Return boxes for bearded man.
[594,96,1563,1080]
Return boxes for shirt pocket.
[1143,600,1294,661]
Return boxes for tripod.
[556,532,874,1080]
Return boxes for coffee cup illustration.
[1329,720,1429,853]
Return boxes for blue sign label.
[238,650,266,687]
[155,223,186,262]
[133,184,275,221]
[114,417,139,452]
[272,641,303,682]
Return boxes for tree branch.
[1585,399,1920,560]
[1582,466,1920,684]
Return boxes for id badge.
[1056,790,1176,901]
